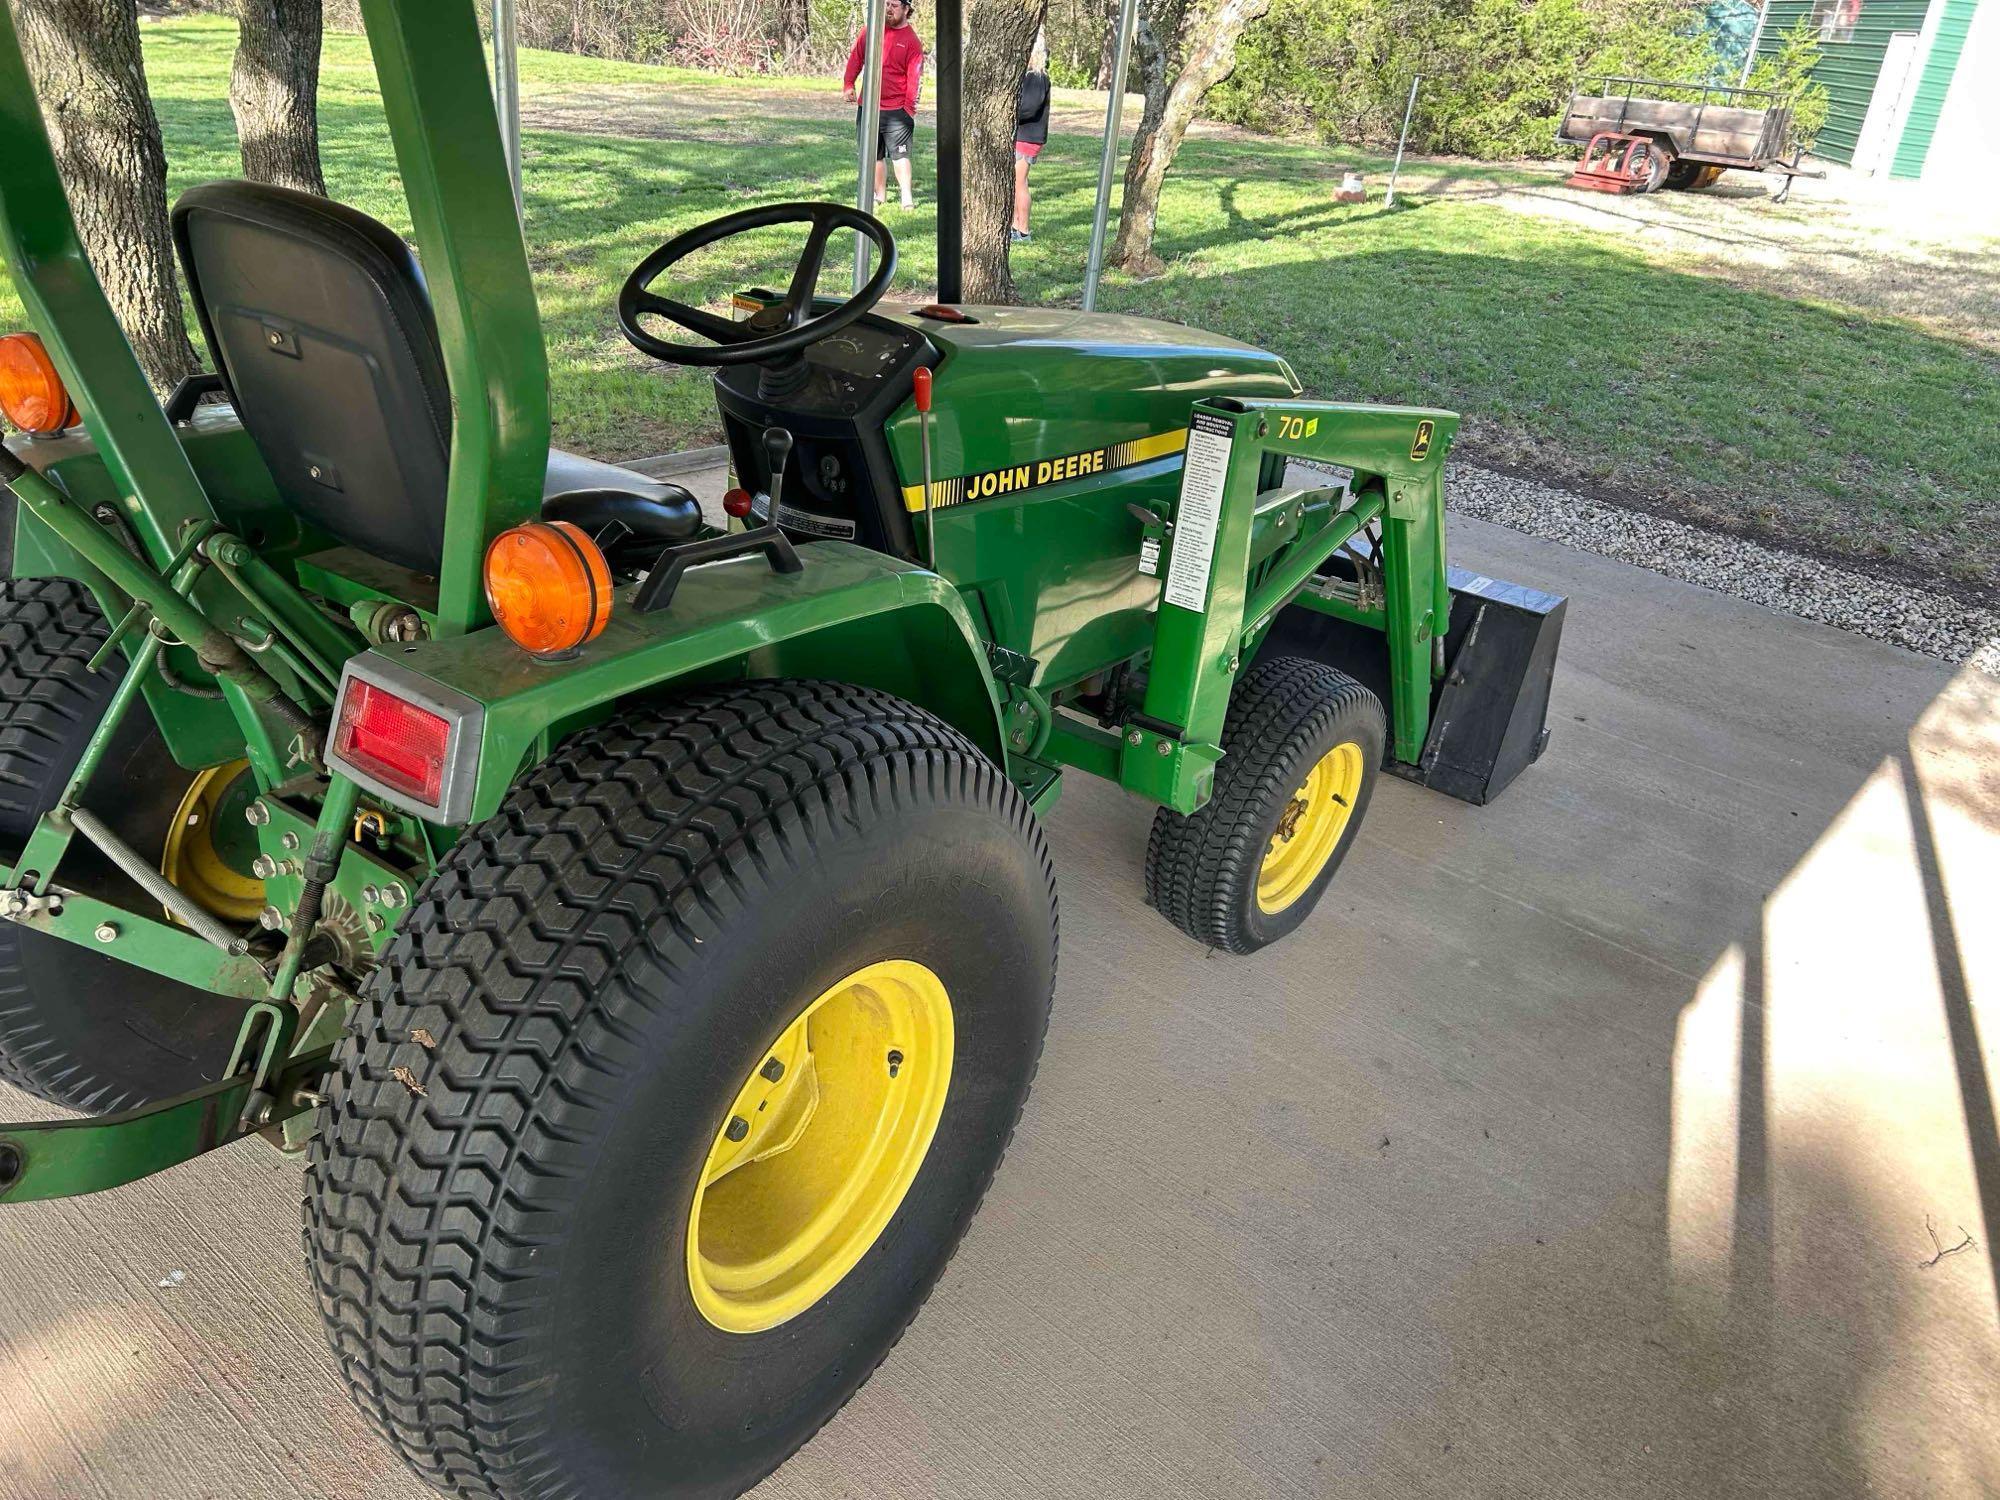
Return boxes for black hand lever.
[763,426,795,512]
[632,426,803,614]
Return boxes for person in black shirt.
[1012,42,1051,243]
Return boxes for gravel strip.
[1445,462,2000,675]
[644,447,1997,675]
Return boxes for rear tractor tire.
[1145,655,1385,954]
[0,577,261,1112]
[305,680,1059,1500]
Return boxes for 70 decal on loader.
[0,3,1562,1496]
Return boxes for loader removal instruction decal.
[1162,411,1234,613]
[901,427,1188,512]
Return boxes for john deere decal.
[904,427,1189,512]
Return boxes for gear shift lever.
[632,426,803,612]
[762,426,795,522]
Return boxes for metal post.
[1081,0,1138,312]
[854,0,888,291]
[1385,74,1420,208]
[1739,0,1771,86]
[492,0,522,214]
[934,0,963,302]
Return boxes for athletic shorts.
[1014,140,1043,161]
[865,107,914,162]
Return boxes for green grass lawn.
[4,15,1994,594]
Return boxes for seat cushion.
[541,448,704,550]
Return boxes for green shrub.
[1744,18,1830,152]
[1210,0,1729,158]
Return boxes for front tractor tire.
[1145,656,1386,954]
[305,681,1058,1500]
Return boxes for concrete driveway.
[1,512,1994,1499]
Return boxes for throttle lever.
[762,426,795,518]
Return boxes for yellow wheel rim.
[686,958,954,1335]
[161,761,265,924]
[1257,741,1364,915]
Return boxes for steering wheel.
[617,202,897,367]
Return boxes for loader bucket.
[1260,569,1567,806]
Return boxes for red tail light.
[327,662,481,823]
[333,679,448,803]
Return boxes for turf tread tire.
[0,577,247,1110]
[304,679,1057,1500]
[1144,655,1384,954]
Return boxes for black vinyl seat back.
[172,180,454,573]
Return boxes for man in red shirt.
[843,0,925,211]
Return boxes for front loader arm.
[1066,397,1457,814]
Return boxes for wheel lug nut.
[251,854,278,879]
[760,1057,785,1082]
[725,1116,749,1142]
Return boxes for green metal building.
[1754,0,1994,179]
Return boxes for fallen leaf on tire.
[391,1065,428,1097]
[409,1028,437,1049]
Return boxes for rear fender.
[356,541,1004,824]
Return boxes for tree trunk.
[1094,0,1120,89]
[230,0,328,197]
[776,0,810,66]
[1109,0,1268,276]
[960,0,1046,303]
[14,0,198,389]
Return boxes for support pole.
[1739,0,1771,86]
[1081,0,1138,312]
[854,0,888,291]
[934,0,963,302]
[1385,75,1420,208]
[492,0,522,214]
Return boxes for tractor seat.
[171,180,700,575]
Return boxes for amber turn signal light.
[0,332,78,435]
[483,520,612,656]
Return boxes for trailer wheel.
[1629,141,1670,193]
[0,578,257,1112]
[305,681,1057,1500]
[1145,656,1385,954]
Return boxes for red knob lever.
[912,366,933,414]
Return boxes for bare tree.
[230,0,329,196]
[1094,0,1119,89]
[14,0,198,388]
[775,0,810,65]
[960,0,1046,302]
[1109,0,1268,276]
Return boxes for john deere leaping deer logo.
[1410,420,1435,462]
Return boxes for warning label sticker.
[1162,411,1234,613]
[775,503,857,541]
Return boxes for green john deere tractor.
[0,3,1563,1496]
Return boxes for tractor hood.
[884,305,1300,510]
